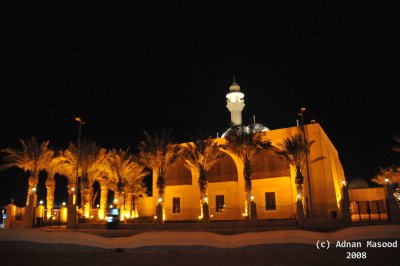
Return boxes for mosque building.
[4,81,398,230]
[137,81,347,222]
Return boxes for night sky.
[0,4,398,207]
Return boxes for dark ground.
[0,240,399,266]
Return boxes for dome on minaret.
[226,79,245,126]
[229,81,241,92]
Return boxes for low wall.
[76,219,297,230]
[1,225,399,249]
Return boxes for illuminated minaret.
[226,80,245,126]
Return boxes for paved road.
[0,241,399,266]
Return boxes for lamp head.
[75,117,86,124]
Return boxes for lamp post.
[74,117,86,221]
[298,107,312,219]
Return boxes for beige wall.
[253,177,295,219]
[208,181,240,220]
[138,196,154,217]
[349,187,386,201]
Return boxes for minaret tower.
[226,79,245,126]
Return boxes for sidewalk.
[0,224,399,265]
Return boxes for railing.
[350,200,388,221]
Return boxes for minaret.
[226,80,245,126]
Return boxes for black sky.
[1,3,399,207]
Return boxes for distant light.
[75,117,86,124]
[62,202,66,206]
[39,200,43,205]
[385,178,389,183]
[342,181,346,186]
[113,199,118,203]
[198,216,202,220]
[32,187,37,192]
[250,195,255,201]
[109,205,113,208]
[203,197,208,203]
[297,194,301,199]
[158,198,162,203]
[96,204,100,208]
[71,187,75,191]
[90,215,94,219]
[154,216,157,220]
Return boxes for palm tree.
[125,167,149,219]
[137,130,180,222]
[222,124,271,221]
[372,166,400,185]
[0,137,53,206]
[91,149,113,220]
[181,136,224,221]
[79,141,107,219]
[60,141,106,218]
[106,148,148,220]
[44,152,65,220]
[58,143,81,198]
[107,149,131,214]
[276,133,324,221]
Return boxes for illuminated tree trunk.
[243,159,252,218]
[133,195,140,218]
[45,179,56,220]
[80,179,92,219]
[67,183,76,204]
[157,167,166,201]
[156,167,165,223]
[99,181,108,220]
[66,182,77,229]
[199,167,209,222]
[125,191,133,219]
[295,166,304,196]
[295,167,305,225]
[26,176,38,206]
[115,190,125,221]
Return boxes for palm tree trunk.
[243,159,252,218]
[157,167,165,201]
[156,167,165,223]
[67,183,76,204]
[45,179,56,220]
[295,167,305,225]
[115,190,124,220]
[125,191,133,219]
[26,175,38,206]
[199,167,209,222]
[133,196,139,218]
[80,178,91,219]
[99,181,109,220]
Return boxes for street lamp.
[74,117,86,220]
[298,107,312,219]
